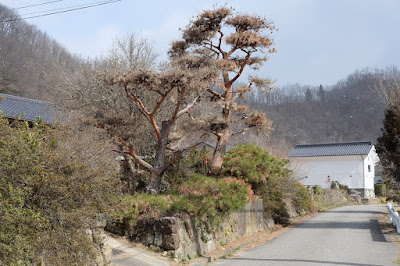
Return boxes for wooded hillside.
[245,67,400,149]
[0,3,81,100]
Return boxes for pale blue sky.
[2,0,400,87]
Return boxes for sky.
[1,0,400,87]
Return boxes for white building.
[289,141,380,198]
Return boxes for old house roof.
[197,141,231,152]
[289,141,374,157]
[0,93,60,124]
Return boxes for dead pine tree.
[169,6,277,175]
[107,56,216,194]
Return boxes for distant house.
[0,93,61,124]
[195,141,231,153]
[289,141,380,198]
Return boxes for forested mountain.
[0,4,81,100]
[246,67,400,148]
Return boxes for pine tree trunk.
[210,129,230,175]
[146,121,169,194]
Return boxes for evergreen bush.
[293,183,313,213]
[0,114,119,265]
[375,184,386,197]
[112,174,250,233]
[221,144,310,224]
[222,144,290,184]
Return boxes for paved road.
[212,204,399,266]
[108,236,170,266]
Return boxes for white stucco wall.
[296,155,365,189]
[363,147,379,190]
[291,145,380,198]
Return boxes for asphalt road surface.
[108,236,170,266]
[212,204,399,266]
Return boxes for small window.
[368,165,371,172]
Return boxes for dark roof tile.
[0,93,60,124]
[289,141,373,157]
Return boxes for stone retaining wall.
[130,199,268,260]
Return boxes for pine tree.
[317,84,326,103]
[376,103,400,182]
[305,88,313,102]
[169,6,276,174]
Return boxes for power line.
[0,0,121,23]
[21,0,115,16]
[16,1,63,10]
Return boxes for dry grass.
[377,212,400,264]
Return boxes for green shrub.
[222,144,290,184]
[186,147,211,175]
[313,185,322,195]
[256,184,290,224]
[164,147,211,188]
[0,114,120,265]
[112,174,250,233]
[172,174,250,226]
[222,144,308,224]
[293,183,313,213]
[116,194,177,222]
[375,184,387,197]
[338,183,351,194]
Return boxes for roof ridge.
[0,93,56,107]
[296,141,372,148]
[290,141,374,157]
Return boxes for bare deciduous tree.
[375,66,400,110]
[107,56,216,194]
[44,34,162,194]
[46,34,159,154]
[169,6,276,174]
[106,34,158,73]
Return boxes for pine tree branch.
[124,85,161,140]
[230,53,251,84]
[115,136,153,172]
[162,142,202,174]
[177,95,200,119]
[168,88,186,131]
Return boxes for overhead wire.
[0,0,121,23]
[20,0,116,16]
[16,1,63,10]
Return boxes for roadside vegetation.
[222,144,312,223]
[0,114,120,265]
[375,68,400,202]
[108,143,312,237]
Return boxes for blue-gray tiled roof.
[289,141,373,157]
[0,93,60,124]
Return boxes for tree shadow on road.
[292,219,387,242]
[323,210,382,214]
[219,257,381,265]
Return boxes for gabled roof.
[0,93,60,124]
[289,141,374,157]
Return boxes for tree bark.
[146,121,169,194]
[210,129,230,175]
[210,81,232,176]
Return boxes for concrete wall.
[130,199,267,260]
